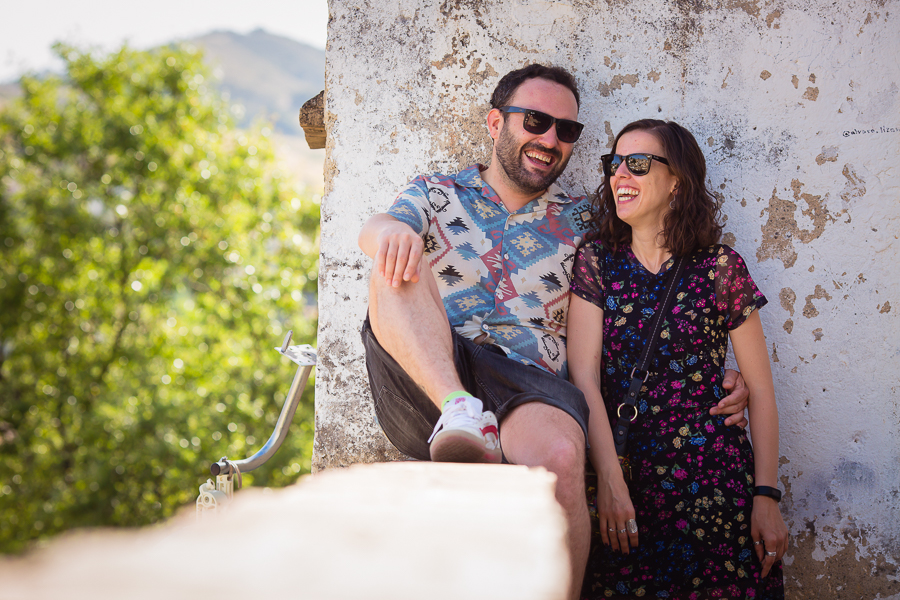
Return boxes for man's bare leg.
[369,257,502,463]
[368,256,464,405]
[501,402,590,600]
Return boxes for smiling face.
[489,77,579,196]
[610,130,679,232]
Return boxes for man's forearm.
[358,213,401,258]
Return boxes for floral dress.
[571,243,784,600]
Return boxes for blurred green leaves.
[0,42,320,552]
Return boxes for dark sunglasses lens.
[603,155,623,177]
[522,111,553,135]
[556,121,583,143]
[626,155,652,175]
[518,109,581,142]
[625,154,651,175]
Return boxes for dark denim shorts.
[361,317,590,461]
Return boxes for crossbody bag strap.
[612,256,685,457]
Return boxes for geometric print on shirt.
[386,164,593,379]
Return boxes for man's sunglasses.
[601,153,670,177]
[500,106,584,143]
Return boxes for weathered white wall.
[315,1,900,596]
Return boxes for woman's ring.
[619,528,627,534]
[608,528,616,532]
[626,519,638,534]
[766,551,777,557]
[753,541,762,546]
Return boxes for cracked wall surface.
[315,1,900,597]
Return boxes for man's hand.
[359,214,424,287]
[710,369,749,427]
[376,219,424,287]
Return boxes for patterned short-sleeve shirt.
[386,164,593,379]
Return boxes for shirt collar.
[455,164,575,208]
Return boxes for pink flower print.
[676,519,689,531]
[673,469,688,480]
[611,281,622,290]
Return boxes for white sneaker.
[428,397,502,463]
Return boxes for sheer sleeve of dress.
[570,241,605,309]
[714,245,768,330]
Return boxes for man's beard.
[494,124,569,195]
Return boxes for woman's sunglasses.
[500,106,584,143]
[601,153,670,177]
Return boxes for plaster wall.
[314,1,900,597]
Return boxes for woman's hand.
[597,469,639,553]
[750,495,789,577]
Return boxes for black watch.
[753,485,782,502]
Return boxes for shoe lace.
[427,399,479,443]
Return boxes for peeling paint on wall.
[841,165,866,205]
[780,288,796,316]
[757,180,836,269]
[816,146,839,165]
[789,532,900,598]
[598,73,640,97]
[319,1,900,596]
[803,285,833,319]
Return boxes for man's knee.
[542,435,585,489]
[499,405,589,507]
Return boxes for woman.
[569,119,787,599]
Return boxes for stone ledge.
[0,462,569,600]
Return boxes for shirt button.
[504,253,509,259]
[482,324,489,330]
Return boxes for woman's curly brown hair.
[586,119,722,256]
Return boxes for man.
[358,64,748,600]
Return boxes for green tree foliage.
[0,43,320,552]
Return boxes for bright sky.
[0,0,328,82]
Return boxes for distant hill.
[0,29,326,190]
[190,29,325,136]
[1,29,324,136]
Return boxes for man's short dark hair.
[490,64,581,110]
